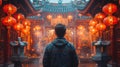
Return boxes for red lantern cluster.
[2,16,17,26]
[2,3,30,37]
[21,19,31,35]
[2,4,17,27]
[3,4,17,15]
[88,3,118,36]
[102,3,118,15]
[103,15,118,26]
[102,3,118,26]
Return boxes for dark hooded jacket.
[43,37,78,67]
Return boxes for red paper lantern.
[2,16,17,26]
[96,23,106,31]
[89,27,98,34]
[0,0,2,5]
[89,26,94,30]
[21,28,29,35]
[103,15,118,26]
[25,26,30,30]
[22,19,31,26]
[89,19,98,26]
[3,4,17,15]
[13,23,24,31]
[14,13,25,21]
[95,12,106,20]
[102,3,118,15]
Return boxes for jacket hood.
[52,37,68,48]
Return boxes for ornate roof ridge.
[42,3,77,13]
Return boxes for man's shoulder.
[66,42,75,49]
[45,43,54,50]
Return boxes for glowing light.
[47,15,52,19]
[22,19,31,26]
[33,25,41,31]
[103,15,118,26]
[34,31,41,37]
[102,3,118,15]
[13,23,24,31]
[21,28,29,35]
[67,15,73,20]
[89,27,98,34]
[2,16,17,26]
[95,12,106,20]
[77,25,85,30]
[96,23,106,31]
[57,15,62,19]
[89,19,98,26]
[14,13,25,21]
[3,4,17,15]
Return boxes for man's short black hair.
[55,23,66,37]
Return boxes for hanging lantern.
[3,4,17,15]
[103,15,118,26]
[89,26,94,30]
[21,28,29,35]
[47,15,52,19]
[22,19,31,26]
[89,27,98,34]
[95,12,106,20]
[14,13,25,21]
[0,0,2,5]
[13,23,24,31]
[2,16,17,26]
[67,15,73,20]
[96,23,106,31]
[102,3,118,15]
[77,25,85,30]
[25,26,30,31]
[89,19,98,26]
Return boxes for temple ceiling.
[1,0,118,17]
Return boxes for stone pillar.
[10,37,28,67]
[92,38,111,67]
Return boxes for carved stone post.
[10,37,27,67]
[92,38,111,67]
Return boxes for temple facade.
[0,0,120,67]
